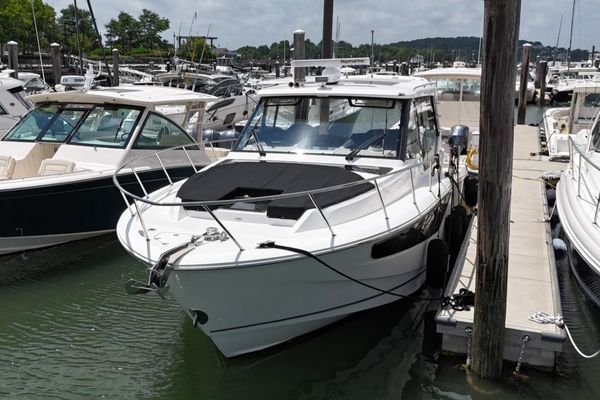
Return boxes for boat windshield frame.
[233,95,407,160]
[2,102,145,149]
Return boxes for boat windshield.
[2,103,142,148]
[429,78,481,101]
[234,96,403,159]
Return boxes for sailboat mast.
[73,0,84,75]
[567,0,576,71]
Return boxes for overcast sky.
[49,0,599,51]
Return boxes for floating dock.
[436,124,566,368]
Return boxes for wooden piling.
[275,61,280,78]
[7,41,18,80]
[293,30,306,83]
[472,0,521,379]
[538,61,548,107]
[112,49,120,87]
[50,43,61,85]
[517,43,531,125]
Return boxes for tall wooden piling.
[50,43,61,85]
[517,43,531,124]
[472,0,521,379]
[7,41,18,80]
[293,30,306,83]
[538,61,548,107]
[112,49,120,87]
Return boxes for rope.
[529,312,600,359]
[257,241,473,309]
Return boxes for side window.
[0,103,6,115]
[134,112,194,148]
[591,118,600,152]
[405,105,422,160]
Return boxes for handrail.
[113,142,427,208]
[113,140,440,244]
[568,135,600,224]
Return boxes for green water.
[0,233,599,400]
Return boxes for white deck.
[436,125,566,368]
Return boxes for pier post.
[322,0,333,59]
[517,43,531,124]
[50,43,61,85]
[293,29,306,83]
[472,0,521,379]
[538,61,547,107]
[112,48,120,87]
[275,61,280,78]
[7,41,18,79]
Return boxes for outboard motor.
[218,129,238,148]
[202,129,220,142]
[448,125,470,155]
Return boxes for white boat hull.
[167,233,431,357]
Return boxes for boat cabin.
[0,86,215,180]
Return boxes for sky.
[48,0,600,51]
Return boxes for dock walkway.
[436,124,566,368]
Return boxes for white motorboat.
[413,67,480,173]
[556,113,600,307]
[549,68,600,104]
[115,58,467,358]
[542,82,600,160]
[0,77,32,136]
[157,70,256,132]
[0,84,215,255]
[515,69,537,103]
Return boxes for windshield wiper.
[345,130,389,161]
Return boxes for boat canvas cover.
[177,161,374,220]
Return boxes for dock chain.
[441,288,475,311]
[465,327,473,368]
[515,335,530,373]
[529,311,600,359]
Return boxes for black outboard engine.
[202,129,220,142]
[218,129,238,148]
[448,125,470,155]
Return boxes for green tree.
[57,4,95,52]
[0,0,56,53]
[138,9,169,50]
[105,12,140,53]
[179,37,213,61]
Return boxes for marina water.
[1,106,599,400]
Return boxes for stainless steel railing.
[568,135,600,224]
[113,142,445,250]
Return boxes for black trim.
[0,166,196,238]
[371,195,449,259]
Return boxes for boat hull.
[556,172,600,307]
[0,166,195,255]
[165,205,447,357]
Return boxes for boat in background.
[0,81,215,255]
[115,58,467,358]
[556,111,600,308]
[0,77,32,136]
[414,67,480,174]
[542,82,600,160]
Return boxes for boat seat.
[440,91,459,101]
[37,159,75,176]
[0,155,16,180]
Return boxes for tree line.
[0,1,592,64]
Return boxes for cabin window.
[0,104,6,115]
[235,96,402,159]
[4,104,84,143]
[134,112,194,148]
[68,106,142,148]
[414,97,438,166]
[591,118,600,153]
[584,93,600,108]
[461,79,481,101]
